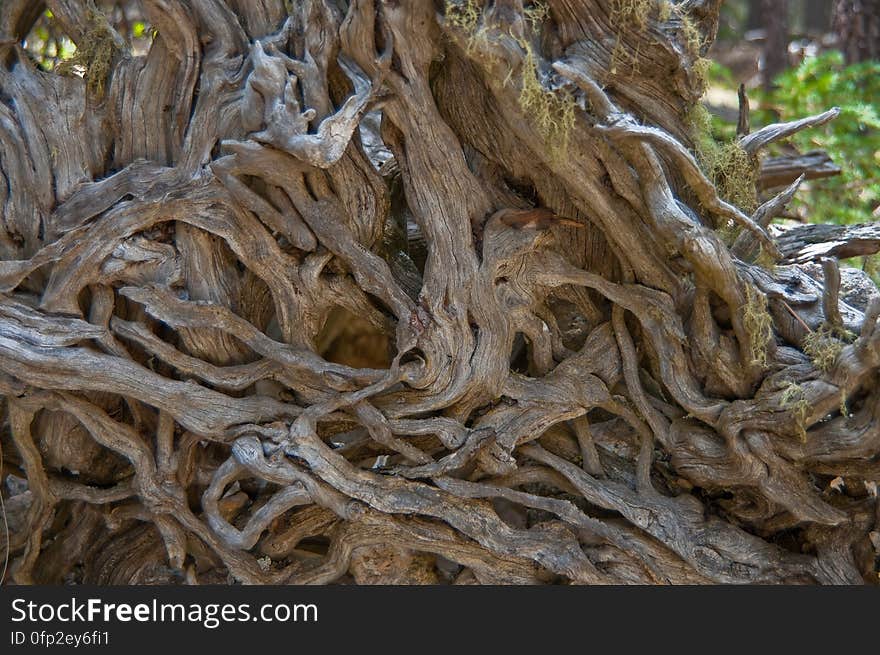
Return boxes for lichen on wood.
[0,0,877,587]
[54,8,120,98]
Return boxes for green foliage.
[23,10,77,72]
[716,0,749,42]
[756,52,880,227]
[132,21,148,39]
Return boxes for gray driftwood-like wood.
[0,0,877,585]
[758,150,842,190]
[776,221,880,263]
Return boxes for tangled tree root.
[0,0,878,586]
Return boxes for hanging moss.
[524,0,550,27]
[753,245,778,273]
[445,0,481,33]
[681,18,757,214]
[687,104,759,213]
[714,142,759,212]
[55,10,119,98]
[657,1,673,22]
[679,12,705,56]
[742,285,773,368]
[608,1,652,76]
[780,382,810,442]
[517,40,577,157]
[610,0,653,29]
[719,227,741,248]
[685,102,716,156]
[691,56,711,95]
[802,323,856,373]
[443,1,575,155]
[803,332,843,373]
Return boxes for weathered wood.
[776,221,880,262]
[0,0,877,586]
[758,150,843,190]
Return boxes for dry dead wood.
[0,0,877,585]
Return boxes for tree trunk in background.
[804,0,832,33]
[0,0,878,586]
[762,0,790,89]
[747,0,764,30]
[833,0,880,62]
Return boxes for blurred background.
[707,0,878,239]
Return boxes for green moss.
[679,12,705,56]
[714,142,758,212]
[611,0,653,28]
[803,333,842,373]
[657,1,673,22]
[686,100,712,127]
[55,10,119,98]
[524,0,550,27]
[691,56,711,95]
[742,285,773,368]
[606,2,704,84]
[802,323,855,373]
[607,0,660,77]
[687,104,759,212]
[445,0,492,54]
[714,219,740,245]
[862,254,880,286]
[517,40,577,157]
[446,0,574,155]
[609,36,645,77]
[445,0,481,33]
[686,102,716,158]
[780,382,810,441]
[754,245,778,273]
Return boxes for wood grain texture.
[0,0,877,586]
